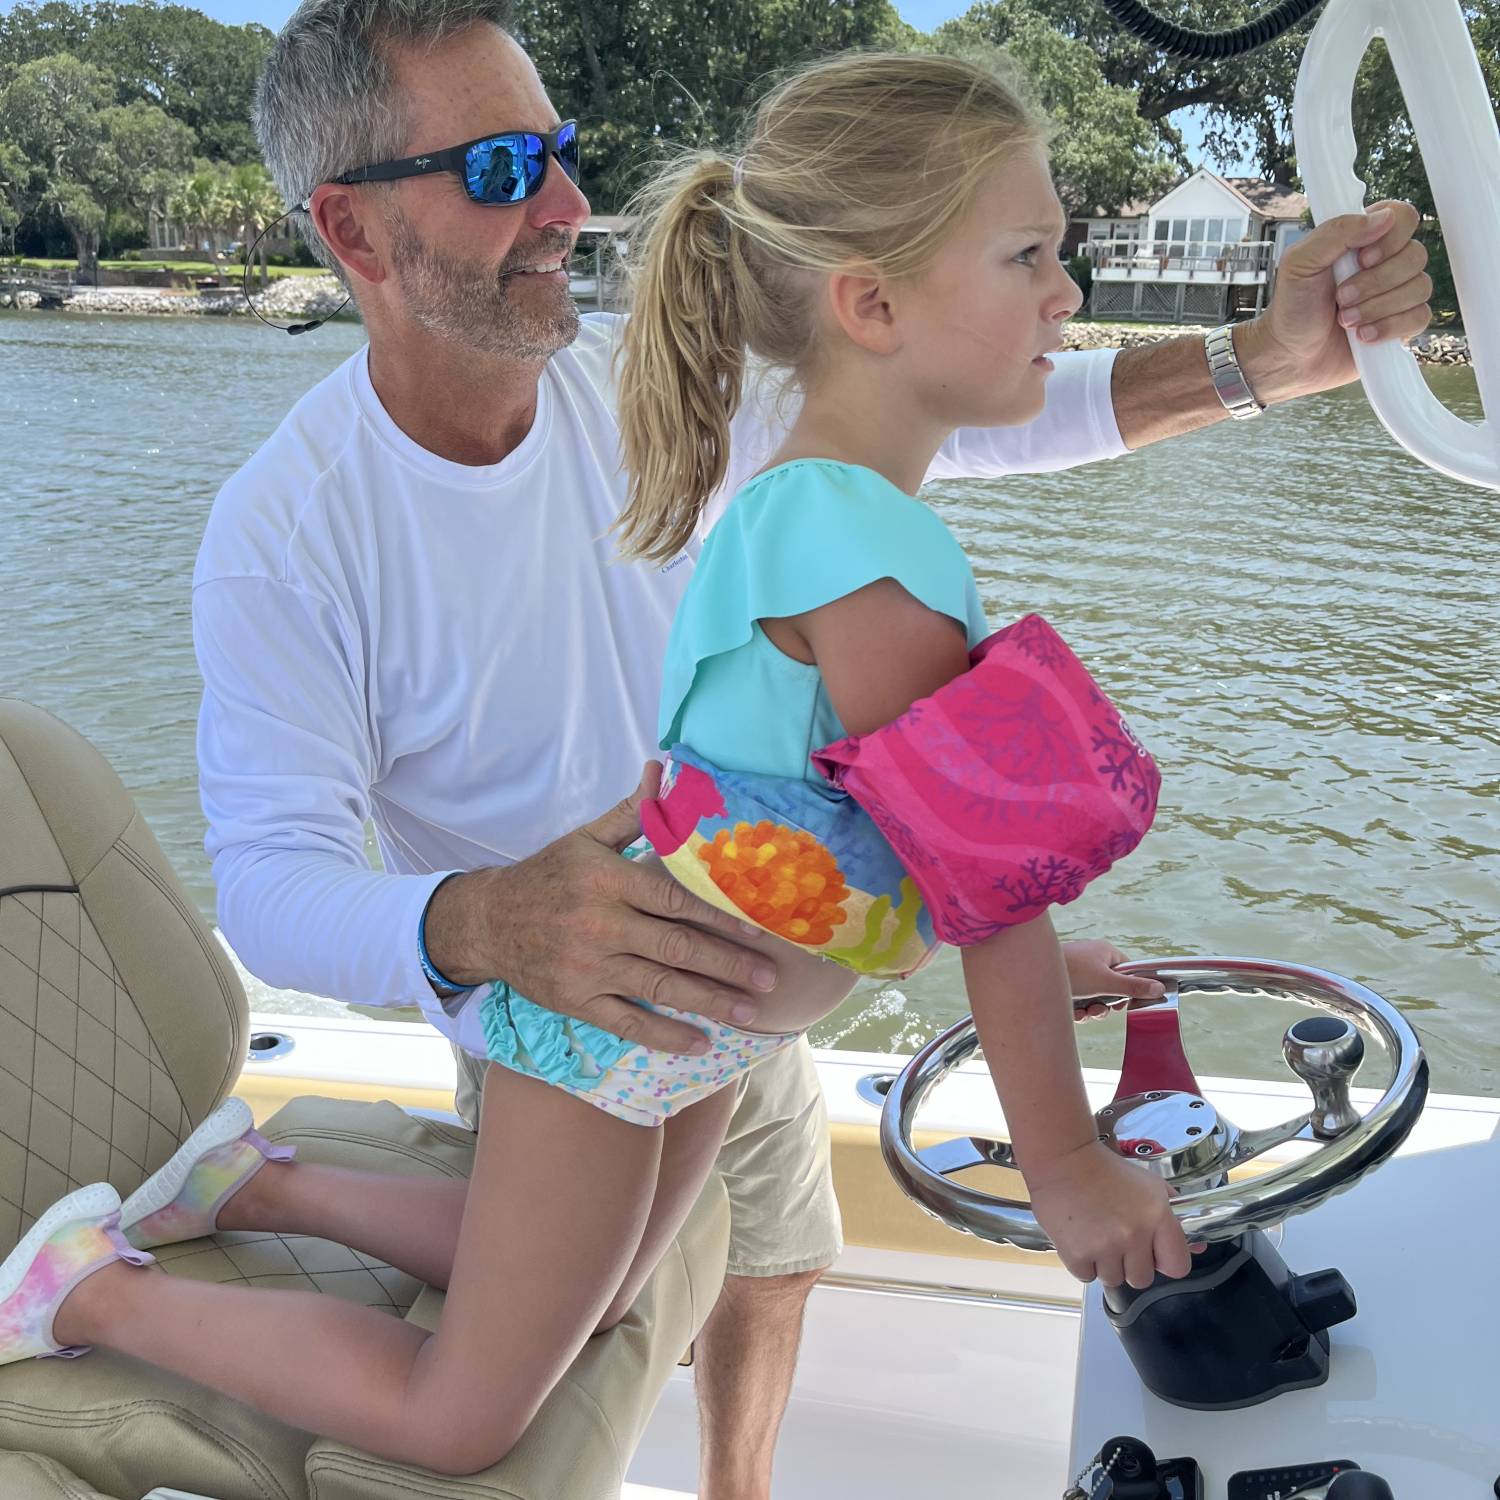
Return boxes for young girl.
[609,48,1194,1294]
[0,49,1189,1475]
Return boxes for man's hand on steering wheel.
[1238,199,1435,404]
[422,762,777,1055]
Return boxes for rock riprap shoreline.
[0,273,355,322]
[1059,321,1470,365]
[0,279,1473,364]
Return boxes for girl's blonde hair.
[614,49,1052,563]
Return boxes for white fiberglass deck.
[245,1015,1500,1500]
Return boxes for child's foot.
[0,1183,154,1366]
[120,1097,295,1251]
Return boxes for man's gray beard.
[387,207,579,362]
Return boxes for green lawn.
[4,257,326,280]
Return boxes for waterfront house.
[1066,170,1311,324]
[145,207,299,260]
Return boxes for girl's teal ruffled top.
[480,842,652,1088]
[659,460,991,781]
[482,461,992,1087]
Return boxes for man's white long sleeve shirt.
[193,314,1126,1053]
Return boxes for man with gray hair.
[194,0,1433,1490]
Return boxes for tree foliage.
[1,0,1492,313]
[0,138,29,251]
[932,0,1497,315]
[1,1,272,159]
[514,0,912,212]
[921,7,1176,216]
[956,0,1499,196]
[1,50,193,268]
[0,0,269,263]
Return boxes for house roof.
[1075,171,1309,223]
[1076,190,1170,220]
[1221,177,1309,220]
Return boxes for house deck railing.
[1082,238,1276,278]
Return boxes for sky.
[0,0,1256,173]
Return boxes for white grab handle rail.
[1294,0,1500,491]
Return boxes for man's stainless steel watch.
[1205,323,1266,420]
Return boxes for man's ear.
[308,183,388,287]
[825,262,903,356]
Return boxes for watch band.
[1205,324,1265,420]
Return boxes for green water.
[3,310,1495,1094]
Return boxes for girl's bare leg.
[596,1083,739,1331]
[574,860,857,1331]
[54,1065,664,1476]
[216,897,855,1294]
[219,1161,469,1290]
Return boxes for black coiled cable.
[1097,0,1329,60]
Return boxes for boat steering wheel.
[880,957,1428,1252]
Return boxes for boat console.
[880,958,1500,1496]
[1065,1434,1395,1499]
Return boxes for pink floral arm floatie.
[641,614,1161,975]
[811,613,1161,946]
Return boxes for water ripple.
[4,312,1496,1093]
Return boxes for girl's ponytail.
[615,50,1052,563]
[615,154,749,563]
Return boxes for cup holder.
[856,1072,897,1108]
[246,1031,294,1063]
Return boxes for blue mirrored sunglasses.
[330,121,579,205]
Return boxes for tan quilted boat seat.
[0,697,729,1499]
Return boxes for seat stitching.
[113,841,244,1102]
[275,1233,402,1312]
[0,1397,300,1500]
[306,1444,525,1499]
[0,884,78,902]
[552,1368,625,1475]
[4,1451,93,1500]
[0,731,129,891]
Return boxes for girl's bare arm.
[960,916,1098,1174]
[786,582,1192,1286]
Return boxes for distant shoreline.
[0,277,356,325]
[0,280,1472,365]
[1059,320,1471,367]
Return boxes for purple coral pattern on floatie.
[812,614,1161,946]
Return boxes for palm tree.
[222,162,284,291]
[249,176,286,292]
[169,166,231,271]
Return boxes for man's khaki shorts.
[452,1033,842,1277]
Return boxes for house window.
[1223,217,1244,243]
[1207,217,1224,250]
